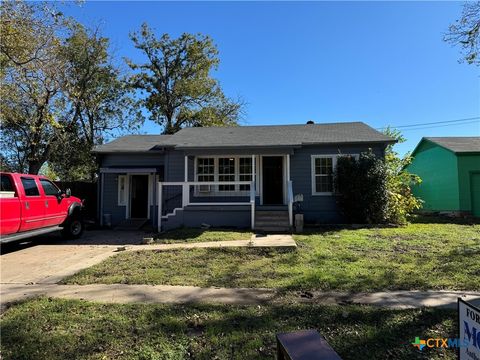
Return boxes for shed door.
[471,173,480,217]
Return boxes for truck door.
[19,176,46,232]
[39,178,68,227]
[0,174,21,235]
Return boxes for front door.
[262,156,283,205]
[39,178,68,227]
[130,175,148,218]
[19,177,45,232]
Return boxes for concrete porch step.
[256,205,288,211]
[256,210,289,216]
[255,214,289,221]
[255,209,290,232]
[256,210,289,221]
[254,226,291,233]
[255,219,290,226]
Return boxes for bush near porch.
[64,220,480,292]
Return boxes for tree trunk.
[28,160,43,175]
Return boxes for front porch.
[157,153,294,232]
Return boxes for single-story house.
[407,137,480,217]
[93,122,395,231]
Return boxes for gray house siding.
[102,173,127,226]
[99,152,167,227]
[162,206,250,231]
[101,153,165,168]
[290,144,385,224]
[99,143,388,228]
[165,150,185,181]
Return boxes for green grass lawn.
[1,297,457,360]
[154,228,252,244]
[64,222,480,292]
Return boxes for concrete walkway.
[126,234,296,252]
[2,283,479,310]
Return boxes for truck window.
[40,179,60,196]
[21,177,40,196]
[0,174,15,193]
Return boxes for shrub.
[335,151,388,223]
[334,129,422,224]
[383,128,423,224]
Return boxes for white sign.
[459,298,480,360]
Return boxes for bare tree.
[445,2,480,65]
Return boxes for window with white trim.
[239,157,252,191]
[197,158,215,193]
[313,157,334,194]
[218,158,235,191]
[195,156,255,195]
[118,175,127,205]
[197,158,215,182]
[311,154,358,195]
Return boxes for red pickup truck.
[0,172,84,244]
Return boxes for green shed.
[407,137,480,217]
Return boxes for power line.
[399,120,480,132]
[376,116,480,130]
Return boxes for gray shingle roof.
[93,135,173,153]
[425,137,480,153]
[93,122,395,152]
[169,122,395,149]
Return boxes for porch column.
[152,173,157,226]
[184,155,188,182]
[252,154,256,191]
[286,154,293,227]
[99,172,104,226]
[251,154,256,230]
[286,154,291,181]
[157,182,162,232]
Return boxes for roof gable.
[93,135,173,153]
[412,137,480,156]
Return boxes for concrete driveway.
[0,230,151,285]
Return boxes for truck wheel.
[62,216,84,239]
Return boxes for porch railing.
[250,181,256,230]
[287,180,293,227]
[157,181,255,232]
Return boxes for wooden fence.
[54,181,97,221]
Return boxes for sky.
[59,1,480,156]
